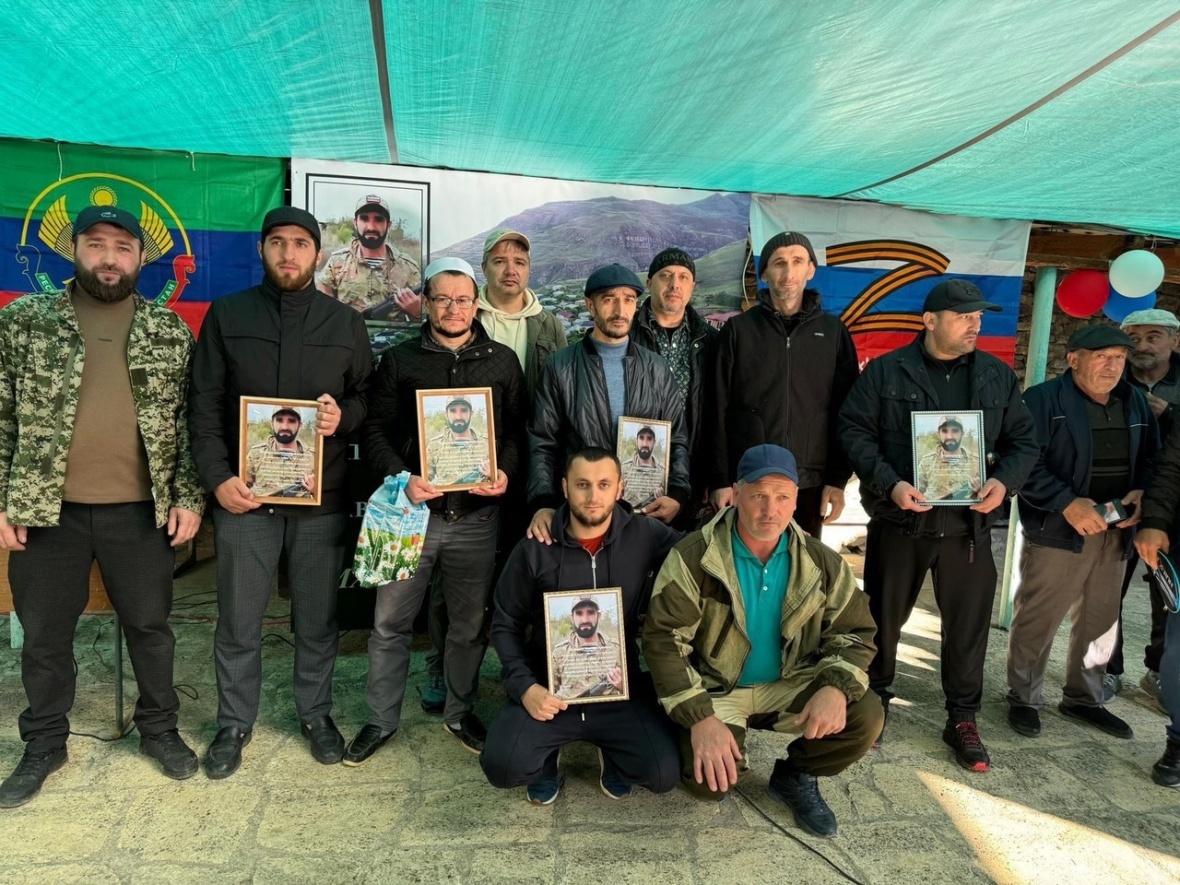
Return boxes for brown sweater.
[62,286,153,504]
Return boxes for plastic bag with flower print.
[352,471,430,587]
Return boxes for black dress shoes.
[203,726,252,779]
[443,713,487,755]
[1007,705,1041,738]
[343,723,396,767]
[302,716,346,765]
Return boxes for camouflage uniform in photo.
[0,288,204,527]
[245,437,316,498]
[317,239,421,329]
[622,452,665,507]
[552,631,623,700]
[916,447,981,501]
[426,427,489,486]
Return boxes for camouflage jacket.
[0,289,205,527]
[316,240,421,313]
[552,630,623,700]
[915,447,981,501]
[245,437,316,498]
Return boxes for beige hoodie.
[477,285,544,371]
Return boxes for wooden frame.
[238,397,324,506]
[542,588,629,704]
[910,410,986,505]
[416,387,497,492]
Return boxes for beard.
[941,437,961,452]
[73,263,140,303]
[430,318,472,340]
[1130,351,1162,370]
[262,260,315,293]
[593,313,630,340]
[273,429,298,444]
[574,622,598,639]
[448,418,471,434]
[357,230,387,250]
[569,501,612,530]
[638,445,653,459]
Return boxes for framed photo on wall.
[910,410,986,505]
[416,387,497,492]
[616,416,672,510]
[239,397,324,506]
[542,588,628,704]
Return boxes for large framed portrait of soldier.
[416,387,497,492]
[542,588,629,704]
[296,172,430,355]
[616,416,672,510]
[239,397,325,506]
[911,410,986,506]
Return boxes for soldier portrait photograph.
[416,388,497,492]
[543,589,628,703]
[302,178,427,352]
[912,411,985,504]
[238,399,323,505]
[616,417,671,510]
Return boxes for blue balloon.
[1102,286,1157,322]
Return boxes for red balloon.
[1056,270,1109,318]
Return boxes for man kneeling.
[643,444,880,837]
[480,447,681,804]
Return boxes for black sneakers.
[0,746,68,808]
[943,720,990,772]
[766,759,837,838]
[1007,705,1041,738]
[140,729,199,779]
[1153,738,1180,788]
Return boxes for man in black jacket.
[708,232,859,538]
[481,447,680,805]
[348,257,528,762]
[527,264,689,542]
[839,279,1038,771]
[188,207,373,779]
[1007,325,1157,742]
[632,248,718,522]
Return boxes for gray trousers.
[212,508,348,730]
[1007,531,1124,709]
[366,506,499,730]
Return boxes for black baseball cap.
[260,206,321,250]
[73,205,144,244]
[922,279,1001,313]
[1066,325,1134,352]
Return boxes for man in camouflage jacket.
[0,206,204,808]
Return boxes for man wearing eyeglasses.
[351,257,528,762]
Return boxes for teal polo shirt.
[732,525,790,686]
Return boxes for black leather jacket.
[527,336,690,510]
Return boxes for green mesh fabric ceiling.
[4,1,1180,236]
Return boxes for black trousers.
[862,520,996,717]
[1109,551,1167,675]
[480,691,680,793]
[9,501,179,753]
[794,485,826,539]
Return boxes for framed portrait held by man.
[416,387,498,492]
[616,417,672,511]
[238,397,325,506]
[910,410,986,505]
[542,588,629,704]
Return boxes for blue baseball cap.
[737,444,799,484]
[584,263,644,297]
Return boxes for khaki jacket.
[642,508,876,728]
[0,290,204,527]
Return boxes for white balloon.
[1109,250,1165,298]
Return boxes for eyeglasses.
[429,295,477,310]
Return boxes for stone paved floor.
[1,515,1178,884]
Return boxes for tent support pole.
[997,267,1056,629]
